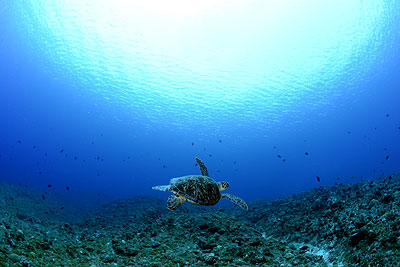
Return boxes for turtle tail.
[221,193,248,210]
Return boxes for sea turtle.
[152,157,248,210]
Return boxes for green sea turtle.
[152,157,248,210]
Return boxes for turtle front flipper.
[221,193,248,210]
[195,157,209,177]
[152,185,170,191]
[167,195,184,210]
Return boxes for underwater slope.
[240,173,400,266]
[1,173,399,266]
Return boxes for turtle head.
[218,181,229,191]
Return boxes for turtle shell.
[170,175,221,206]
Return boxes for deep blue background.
[1,1,399,205]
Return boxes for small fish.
[97,173,100,176]
[97,156,100,160]
[60,207,64,210]
[158,157,160,160]
[33,146,36,149]
[282,159,286,162]
[316,176,320,182]
[388,176,392,180]
[39,171,42,175]
[305,152,309,156]
[41,194,45,200]
[386,114,389,117]
[384,148,387,151]
[351,176,354,179]
[386,155,389,160]
[128,156,131,159]
[194,163,198,167]
[191,142,194,146]
[273,146,276,149]
[233,161,236,164]
[163,165,167,169]
[219,139,222,143]
[91,141,94,144]
[44,153,47,157]
[277,155,282,158]
[217,170,221,173]
[47,184,51,188]
[66,186,70,191]
[60,149,64,153]
[336,177,340,180]
[347,131,351,134]
[74,156,78,160]
[209,154,212,157]
[18,140,21,144]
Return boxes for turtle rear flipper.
[221,193,248,210]
[167,195,184,210]
[195,157,209,176]
[152,185,170,192]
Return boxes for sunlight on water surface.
[7,0,397,131]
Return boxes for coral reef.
[1,174,399,266]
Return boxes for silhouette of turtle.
[152,157,248,210]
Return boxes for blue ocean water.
[0,0,399,205]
